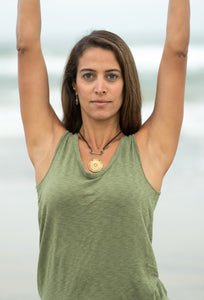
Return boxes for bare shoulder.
[134,124,163,192]
[34,125,67,185]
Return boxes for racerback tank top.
[36,131,170,300]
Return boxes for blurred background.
[0,0,203,299]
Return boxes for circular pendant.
[88,159,103,173]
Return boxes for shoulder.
[133,126,163,192]
[35,126,68,185]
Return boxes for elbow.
[16,34,41,54]
[175,33,190,58]
[165,36,190,59]
[16,34,24,53]
[16,20,27,53]
[166,29,190,58]
[16,26,41,53]
[16,28,29,53]
[16,40,29,54]
[16,31,30,53]
[175,45,189,59]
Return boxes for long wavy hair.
[61,30,142,135]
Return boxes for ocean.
[0,34,204,300]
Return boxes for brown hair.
[61,30,142,135]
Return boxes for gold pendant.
[88,159,103,173]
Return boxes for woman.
[16,1,190,299]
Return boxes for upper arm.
[143,44,188,174]
[18,42,64,165]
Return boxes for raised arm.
[16,0,65,182]
[136,0,190,191]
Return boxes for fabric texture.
[36,131,170,300]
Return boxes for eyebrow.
[79,68,121,73]
[105,69,121,73]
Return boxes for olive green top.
[36,131,169,300]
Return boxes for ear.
[72,81,76,92]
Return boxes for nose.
[94,78,107,95]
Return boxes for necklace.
[78,130,122,173]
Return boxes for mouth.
[90,100,111,107]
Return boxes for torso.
[78,134,124,174]
[78,131,163,191]
[36,131,168,299]
[35,127,163,192]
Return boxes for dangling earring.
[75,92,79,106]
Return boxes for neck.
[79,120,122,152]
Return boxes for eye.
[105,73,119,81]
[82,73,95,81]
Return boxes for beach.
[1,45,204,298]
[0,101,204,300]
[0,1,204,299]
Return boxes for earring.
[75,92,79,106]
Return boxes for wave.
[0,44,204,78]
[131,44,204,72]
[0,100,203,139]
[1,43,203,139]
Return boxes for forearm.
[165,0,190,56]
[16,0,41,51]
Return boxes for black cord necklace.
[78,130,122,173]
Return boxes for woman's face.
[73,47,124,124]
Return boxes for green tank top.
[36,131,170,300]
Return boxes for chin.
[92,112,118,122]
[81,108,120,123]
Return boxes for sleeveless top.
[36,131,170,300]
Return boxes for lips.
[91,100,111,107]
[90,100,111,107]
[91,100,111,103]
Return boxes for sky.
[0,0,204,48]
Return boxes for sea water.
[0,42,204,300]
